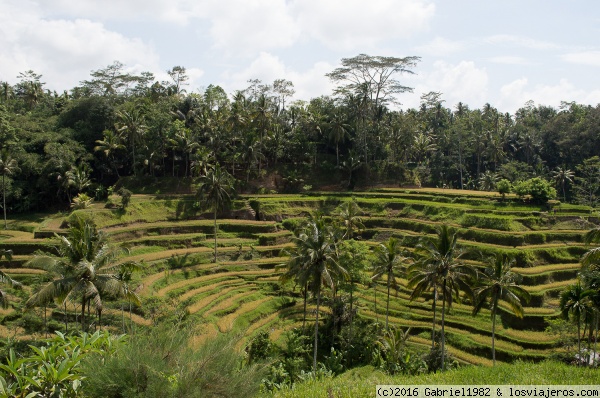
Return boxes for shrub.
[497,179,512,199]
[514,178,557,204]
[82,326,265,398]
[117,187,132,209]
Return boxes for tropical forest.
[0,55,599,397]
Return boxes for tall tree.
[0,149,19,229]
[413,225,476,370]
[95,129,126,178]
[116,107,147,176]
[472,254,530,365]
[552,166,575,203]
[282,213,347,373]
[407,259,440,348]
[372,238,408,330]
[326,54,420,111]
[196,164,235,263]
[560,282,593,365]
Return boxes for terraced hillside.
[0,188,597,366]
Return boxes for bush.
[514,178,557,204]
[82,326,266,398]
[117,187,132,209]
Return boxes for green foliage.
[0,331,122,398]
[497,178,512,199]
[117,187,132,209]
[514,178,557,204]
[82,326,265,398]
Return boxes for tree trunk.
[349,279,354,356]
[3,174,6,229]
[302,283,307,328]
[64,301,68,333]
[374,281,378,324]
[432,288,437,348]
[213,208,218,263]
[492,310,497,366]
[313,284,321,375]
[81,296,86,331]
[441,279,447,371]
[578,315,581,366]
[386,273,391,330]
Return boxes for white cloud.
[203,0,300,55]
[221,52,334,101]
[485,35,559,50]
[0,1,161,90]
[498,78,600,112]
[405,60,488,109]
[292,0,435,51]
[489,56,531,65]
[562,50,600,66]
[37,0,201,25]
[415,37,466,56]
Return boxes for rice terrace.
[1,48,600,396]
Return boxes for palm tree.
[0,249,22,308]
[25,217,134,331]
[472,254,530,365]
[413,225,476,370]
[282,213,347,373]
[560,282,593,365]
[116,107,147,176]
[65,164,92,196]
[196,163,235,262]
[115,262,142,333]
[94,129,126,178]
[552,166,575,203]
[333,199,364,240]
[0,149,19,229]
[372,237,409,330]
[328,113,350,167]
[407,259,440,348]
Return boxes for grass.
[265,361,600,398]
[4,186,599,368]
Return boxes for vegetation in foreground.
[266,360,600,398]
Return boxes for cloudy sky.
[1,0,599,113]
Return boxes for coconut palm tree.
[407,259,440,348]
[0,249,21,308]
[196,163,235,262]
[94,129,126,178]
[552,166,575,203]
[413,224,476,370]
[0,149,19,229]
[560,282,593,365]
[334,199,364,240]
[372,237,409,330]
[116,107,147,176]
[25,216,134,331]
[472,254,530,365]
[282,213,347,373]
[328,113,351,167]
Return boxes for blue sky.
[1,0,599,113]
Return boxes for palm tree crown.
[472,253,530,365]
[196,163,235,262]
[26,216,136,330]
